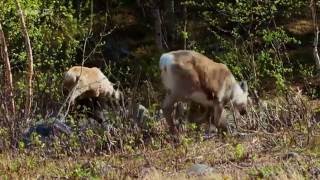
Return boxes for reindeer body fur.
[63,66,119,105]
[160,50,248,134]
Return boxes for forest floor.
[0,91,320,179]
[1,128,320,179]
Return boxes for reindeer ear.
[240,81,248,92]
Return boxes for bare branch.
[153,6,163,50]
[310,0,320,74]
[57,0,117,120]
[15,0,34,120]
[0,23,15,117]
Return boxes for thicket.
[0,0,319,153]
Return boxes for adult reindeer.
[159,50,249,134]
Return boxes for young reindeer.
[159,50,249,134]
[63,66,121,122]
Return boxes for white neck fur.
[231,83,246,105]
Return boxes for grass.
[0,90,319,179]
[1,130,320,179]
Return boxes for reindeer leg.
[213,102,228,133]
[69,88,85,106]
[91,97,106,123]
[203,109,212,139]
[162,93,178,134]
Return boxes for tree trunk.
[183,4,188,50]
[136,0,146,17]
[0,23,15,117]
[153,6,163,50]
[310,0,320,74]
[15,0,34,119]
[163,0,175,49]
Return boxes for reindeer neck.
[219,75,238,105]
[231,81,244,104]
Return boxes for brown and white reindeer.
[159,50,249,134]
[62,66,121,122]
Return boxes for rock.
[154,109,163,121]
[52,120,72,135]
[314,110,320,123]
[81,161,114,177]
[309,167,320,178]
[22,120,72,146]
[140,166,159,179]
[187,163,215,177]
[136,104,150,122]
[132,103,151,126]
[94,161,114,177]
[282,152,300,160]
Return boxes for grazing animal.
[159,50,249,134]
[63,66,121,122]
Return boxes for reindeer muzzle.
[239,109,247,116]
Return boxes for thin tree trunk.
[164,0,175,49]
[310,0,320,74]
[136,0,146,17]
[153,6,163,50]
[183,5,187,50]
[15,0,34,119]
[0,23,15,117]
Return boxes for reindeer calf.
[63,66,121,122]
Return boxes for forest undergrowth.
[0,87,319,179]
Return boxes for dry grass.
[0,130,320,179]
[0,90,320,179]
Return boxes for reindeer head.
[231,81,249,115]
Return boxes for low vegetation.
[0,89,319,179]
[0,0,320,179]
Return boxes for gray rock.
[52,120,72,135]
[136,104,150,122]
[314,111,320,123]
[282,152,300,160]
[140,166,158,179]
[95,162,114,177]
[154,109,163,121]
[309,167,320,178]
[81,161,114,177]
[187,163,215,176]
[21,120,72,147]
[132,103,151,125]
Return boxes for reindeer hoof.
[170,126,179,135]
[217,125,230,135]
[172,135,181,144]
[203,133,215,140]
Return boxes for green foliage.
[0,0,315,124]
[18,141,25,150]
[184,0,309,93]
[71,164,95,179]
[0,0,90,119]
[181,31,189,39]
[0,128,10,150]
[30,132,45,148]
[0,0,317,165]
[250,165,282,178]
[233,143,246,160]
[1,0,85,70]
